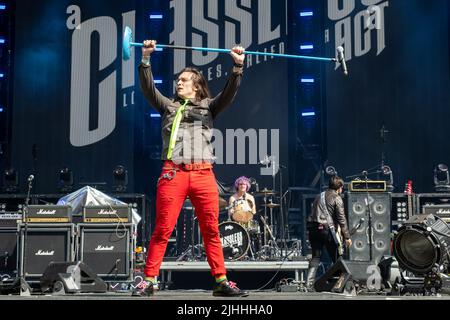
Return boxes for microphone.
[259,155,270,165]
[28,175,35,182]
[350,218,365,235]
[336,46,349,76]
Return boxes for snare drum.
[218,221,250,260]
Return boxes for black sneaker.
[132,280,156,297]
[213,281,248,297]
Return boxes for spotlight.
[434,164,450,192]
[325,166,337,176]
[322,165,338,191]
[58,167,73,193]
[113,165,128,193]
[393,214,450,275]
[381,165,394,192]
[3,168,19,193]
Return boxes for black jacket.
[307,190,350,240]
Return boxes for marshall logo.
[35,250,55,256]
[98,209,117,215]
[437,209,450,215]
[83,205,131,223]
[95,245,114,251]
[36,209,56,215]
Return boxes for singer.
[305,176,353,291]
[133,39,247,297]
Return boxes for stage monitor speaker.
[40,261,107,294]
[19,224,74,279]
[78,224,134,281]
[0,228,19,278]
[314,257,382,294]
[346,192,391,262]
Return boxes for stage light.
[0,4,6,10]
[434,164,450,192]
[300,11,314,17]
[301,110,315,117]
[381,165,394,192]
[154,79,163,84]
[3,168,19,193]
[300,44,314,50]
[149,13,163,20]
[325,166,337,177]
[113,165,128,193]
[393,214,450,275]
[58,167,73,193]
[300,77,315,84]
[150,113,161,118]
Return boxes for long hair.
[176,67,211,101]
[234,176,251,192]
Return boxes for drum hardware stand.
[176,205,204,262]
[256,216,280,260]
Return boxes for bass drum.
[219,221,250,261]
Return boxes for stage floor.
[1,290,450,300]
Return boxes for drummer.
[228,176,256,227]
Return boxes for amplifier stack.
[0,204,135,283]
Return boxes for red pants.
[144,161,227,277]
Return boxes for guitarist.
[305,176,352,291]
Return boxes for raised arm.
[209,46,246,119]
[138,40,172,114]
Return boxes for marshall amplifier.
[422,204,450,222]
[83,205,131,223]
[0,212,22,228]
[0,228,19,277]
[25,205,72,223]
[77,224,134,281]
[350,181,386,192]
[19,224,75,280]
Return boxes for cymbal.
[219,197,228,210]
[262,202,280,208]
[255,188,277,195]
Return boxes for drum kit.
[176,186,285,262]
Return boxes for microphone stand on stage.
[16,174,35,296]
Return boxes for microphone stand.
[19,176,34,295]
[363,172,374,262]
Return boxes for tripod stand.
[176,202,204,261]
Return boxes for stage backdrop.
[324,0,450,193]
[11,0,290,195]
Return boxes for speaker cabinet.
[77,224,134,281]
[346,193,391,262]
[314,257,382,293]
[19,224,75,279]
[0,228,19,277]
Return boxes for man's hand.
[345,239,352,248]
[142,40,157,57]
[230,46,245,65]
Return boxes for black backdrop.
[10,0,289,195]
[324,0,450,193]
[5,0,450,196]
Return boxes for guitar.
[405,180,414,220]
